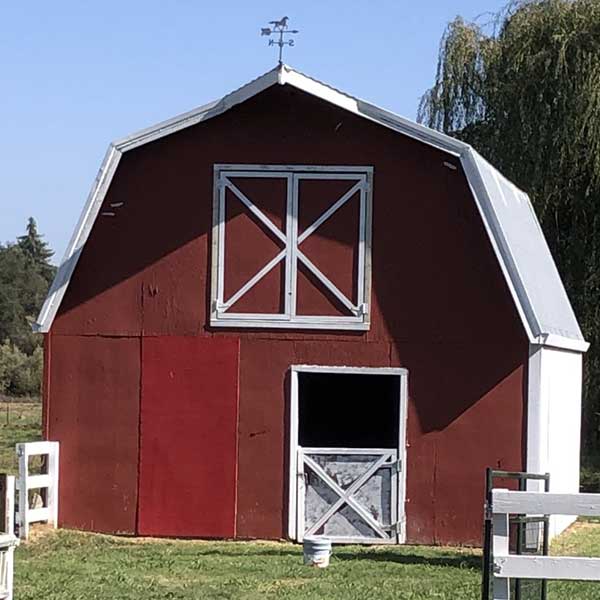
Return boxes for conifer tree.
[17,217,55,284]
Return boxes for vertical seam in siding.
[135,334,143,534]
[233,338,241,537]
[433,437,438,544]
[43,332,52,439]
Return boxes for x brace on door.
[298,448,399,543]
[211,165,373,330]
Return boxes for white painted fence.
[0,475,17,600]
[491,489,600,599]
[16,442,59,540]
[0,534,18,600]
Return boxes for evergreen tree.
[0,218,56,363]
[418,0,600,459]
[17,217,55,284]
[0,243,47,354]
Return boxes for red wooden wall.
[138,336,239,537]
[46,336,140,533]
[45,84,528,545]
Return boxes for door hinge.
[383,521,403,536]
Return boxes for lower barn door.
[298,448,399,543]
[138,337,239,537]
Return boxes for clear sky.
[0,0,504,262]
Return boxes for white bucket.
[303,537,332,568]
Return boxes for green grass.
[548,521,600,600]
[10,524,600,600]
[0,401,41,474]
[15,531,483,600]
[4,401,600,599]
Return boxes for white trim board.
[34,64,588,351]
[526,344,583,537]
[287,365,408,544]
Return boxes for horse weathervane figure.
[261,17,299,65]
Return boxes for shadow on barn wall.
[49,84,528,545]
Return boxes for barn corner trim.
[34,64,589,353]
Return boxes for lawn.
[15,532,483,600]
[10,524,600,600]
[0,400,41,474]
[3,401,600,599]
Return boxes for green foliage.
[0,218,54,396]
[419,0,600,457]
[0,245,48,354]
[581,465,600,493]
[17,217,55,285]
[0,341,43,397]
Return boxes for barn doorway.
[288,366,408,544]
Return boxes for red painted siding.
[48,84,528,544]
[236,339,393,538]
[47,335,140,533]
[42,333,51,439]
[138,336,239,537]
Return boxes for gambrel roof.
[35,64,588,352]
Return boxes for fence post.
[0,475,17,600]
[16,441,60,540]
[16,445,28,540]
[492,511,510,600]
[0,475,15,536]
[47,443,59,529]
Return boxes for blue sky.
[1,1,504,262]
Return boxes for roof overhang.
[34,64,588,353]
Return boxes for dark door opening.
[298,371,400,448]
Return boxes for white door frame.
[287,364,409,543]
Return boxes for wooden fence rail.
[491,488,600,600]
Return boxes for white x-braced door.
[211,165,373,330]
[297,448,402,544]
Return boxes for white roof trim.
[459,149,535,342]
[534,334,590,353]
[35,64,587,352]
[35,144,122,332]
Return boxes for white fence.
[0,475,18,600]
[16,442,59,540]
[491,489,600,599]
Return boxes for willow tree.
[419,0,600,460]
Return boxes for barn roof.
[35,64,588,352]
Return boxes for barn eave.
[34,64,588,352]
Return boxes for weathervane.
[261,17,299,65]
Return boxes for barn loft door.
[211,165,373,330]
[290,368,408,545]
[138,337,239,537]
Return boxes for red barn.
[35,65,588,545]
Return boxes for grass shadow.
[184,547,481,571]
[333,551,481,570]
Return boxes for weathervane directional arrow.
[261,16,299,65]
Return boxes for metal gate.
[297,447,402,544]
